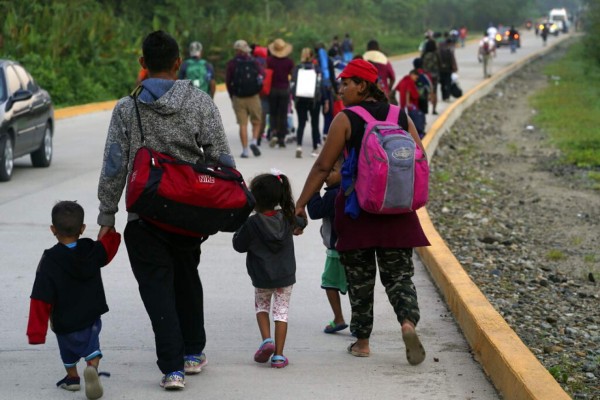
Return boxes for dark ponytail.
[249,173,296,226]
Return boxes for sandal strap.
[271,355,286,362]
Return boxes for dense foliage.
[0,0,587,106]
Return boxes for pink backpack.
[348,105,429,214]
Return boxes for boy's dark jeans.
[124,220,205,374]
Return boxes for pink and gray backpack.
[347,105,429,214]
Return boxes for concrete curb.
[416,36,575,400]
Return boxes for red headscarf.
[338,59,378,83]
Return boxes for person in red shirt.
[394,70,420,109]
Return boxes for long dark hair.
[350,77,388,103]
[249,173,295,225]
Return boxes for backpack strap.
[386,105,400,124]
[346,105,376,123]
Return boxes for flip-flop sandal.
[402,330,426,365]
[347,342,370,357]
[271,355,289,368]
[324,321,349,334]
[254,338,275,363]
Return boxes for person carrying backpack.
[477,31,496,78]
[294,59,429,365]
[437,34,458,101]
[267,38,295,148]
[394,69,426,138]
[363,39,396,103]
[291,48,323,158]
[226,39,264,158]
[421,39,441,114]
[179,41,216,98]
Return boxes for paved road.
[0,28,563,399]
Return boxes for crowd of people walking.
[28,25,499,397]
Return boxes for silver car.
[0,59,54,182]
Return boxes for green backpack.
[185,59,209,93]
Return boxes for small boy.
[27,201,121,399]
[307,159,349,334]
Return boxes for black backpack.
[439,47,454,72]
[232,58,262,97]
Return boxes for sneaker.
[269,137,278,148]
[278,140,286,148]
[295,148,302,158]
[184,353,207,375]
[250,143,261,157]
[311,149,320,157]
[240,152,249,159]
[83,366,104,400]
[160,371,185,390]
[56,375,80,392]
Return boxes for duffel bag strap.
[131,93,146,144]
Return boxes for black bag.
[407,108,426,139]
[232,58,262,97]
[450,81,463,98]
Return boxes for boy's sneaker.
[83,366,104,400]
[160,371,185,390]
[184,353,208,375]
[56,375,80,392]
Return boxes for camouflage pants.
[339,248,420,339]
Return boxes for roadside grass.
[530,40,600,169]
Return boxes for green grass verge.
[531,40,600,168]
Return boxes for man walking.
[97,30,234,391]
[478,31,496,78]
[179,41,216,98]
[438,34,458,101]
[226,39,263,158]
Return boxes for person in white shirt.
[478,31,496,78]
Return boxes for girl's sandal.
[270,355,289,368]
[254,338,275,363]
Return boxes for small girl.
[232,172,302,368]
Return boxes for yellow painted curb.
[55,100,117,120]
[417,35,575,400]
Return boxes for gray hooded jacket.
[97,79,233,227]
[232,211,296,289]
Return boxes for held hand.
[293,207,308,236]
[98,225,114,240]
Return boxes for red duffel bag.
[126,95,254,237]
[126,147,254,237]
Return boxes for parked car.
[0,59,54,181]
[495,27,521,48]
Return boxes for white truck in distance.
[549,8,569,33]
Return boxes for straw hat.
[268,38,293,58]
